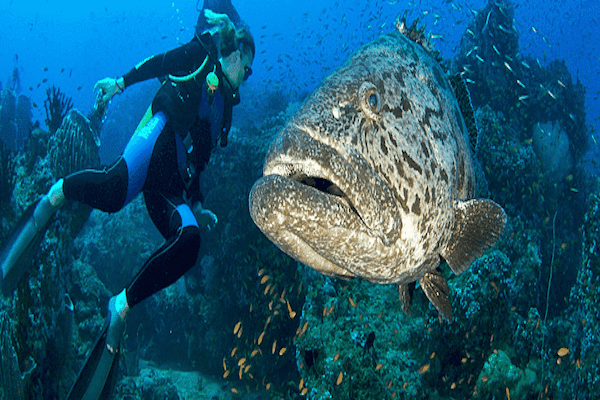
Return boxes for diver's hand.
[94,77,125,104]
[192,202,218,231]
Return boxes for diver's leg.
[65,113,171,400]
[63,111,168,212]
[1,112,169,296]
[126,191,201,307]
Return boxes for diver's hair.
[204,9,255,60]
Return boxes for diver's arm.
[121,40,204,88]
[93,40,203,105]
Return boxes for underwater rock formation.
[532,121,572,183]
[453,0,588,162]
[49,109,100,179]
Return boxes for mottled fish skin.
[250,29,505,318]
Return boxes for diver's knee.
[179,225,201,261]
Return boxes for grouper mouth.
[249,123,402,277]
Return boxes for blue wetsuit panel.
[175,203,199,228]
[122,111,168,205]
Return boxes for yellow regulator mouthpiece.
[206,68,219,95]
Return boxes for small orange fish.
[261,275,270,284]
[234,321,242,335]
[299,378,304,390]
[301,387,308,395]
[231,347,237,357]
[238,358,246,366]
[266,383,271,390]
[376,363,383,370]
[348,296,356,308]
[419,363,430,374]
[223,370,230,378]
[231,387,238,394]
[251,349,260,357]
[258,331,265,345]
[336,372,344,385]
[279,347,287,356]
[333,353,340,361]
[272,340,277,354]
[557,347,569,357]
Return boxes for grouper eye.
[358,81,381,120]
[369,93,378,108]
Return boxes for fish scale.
[250,23,506,319]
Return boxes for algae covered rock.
[475,349,539,400]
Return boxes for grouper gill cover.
[249,23,507,319]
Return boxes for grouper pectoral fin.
[419,269,452,319]
[442,199,507,276]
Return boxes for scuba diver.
[0,2,254,399]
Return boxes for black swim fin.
[66,297,125,400]
[0,198,55,296]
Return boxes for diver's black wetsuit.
[63,33,239,307]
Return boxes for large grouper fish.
[249,19,507,319]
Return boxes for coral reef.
[0,140,14,210]
[44,86,73,135]
[0,1,596,398]
[0,89,17,150]
[48,109,101,181]
[0,311,24,400]
[0,83,103,397]
[475,349,538,400]
[0,89,31,151]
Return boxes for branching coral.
[44,86,73,134]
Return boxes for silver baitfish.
[249,22,506,319]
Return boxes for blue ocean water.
[1,1,599,399]
[0,0,598,166]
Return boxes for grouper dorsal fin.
[442,199,507,275]
[450,73,478,150]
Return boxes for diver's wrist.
[115,77,125,92]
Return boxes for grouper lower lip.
[249,173,360,278]
[249,173,399,280]
[256,123,401,246]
